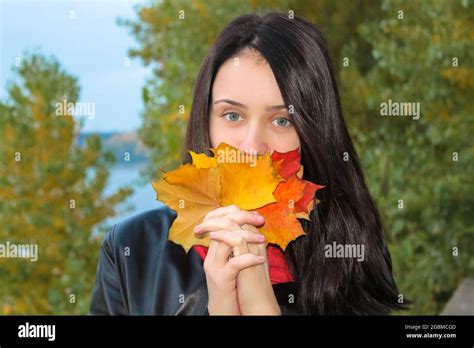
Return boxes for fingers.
[207,238,232,267]
[199,205,267,277]
[212,230,251,261]
[226,211,265,227]
[206,227,266,267]
[240,223,261,234]
[203,205,263,223]
[210,229,265,245]
[206,239,219,262]
[203,204,241,220]
[207,232,264,272]
[225,253,266,279]
[194,212,264,236]
[194,217,241,236]
[212,229,265,267]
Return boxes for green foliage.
[124,0,474,314]
[0,53,133,314]
[339,0,474,314]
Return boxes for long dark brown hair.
[182,11,408,315]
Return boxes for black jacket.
[89,205,300,315]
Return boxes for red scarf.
[192,244,294,284]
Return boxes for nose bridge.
[239,119,270,155]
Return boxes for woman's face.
[209,49,300,156]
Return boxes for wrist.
[242,302,281,315]
[207,289,241,315]
[241,290,281,315]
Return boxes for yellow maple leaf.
[190,151,217,168]
[219,157,280,210]
[151,164,221,252]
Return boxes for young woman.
[89,11,407,315]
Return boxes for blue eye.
[223,112,242,122]
[272,117,292,127]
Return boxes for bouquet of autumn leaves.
[151,143,324,252]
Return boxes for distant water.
[101,164,163,230]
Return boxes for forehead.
[211,50,284,106]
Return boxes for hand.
[209,222,281,315]
[237,224,281,315]
[194,205,266,315]
[195,205,281,315]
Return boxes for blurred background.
[0,0,472,315]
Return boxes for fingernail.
[255,215,264,222]
[258,256,265,262]
[258,234,265,242]
[209,232,216,238]
[251,211,260,215]
[193,226,201,234]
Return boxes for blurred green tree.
[0,53,132,314]
[122,0,474,314]
[340,0,474,314]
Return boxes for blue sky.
[0,0,151,132]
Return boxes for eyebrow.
[213,99,287,112]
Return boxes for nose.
[238,126,270,156]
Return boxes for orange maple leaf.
[256,149,325,249]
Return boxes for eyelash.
[222,111,243,122]
[221,111,293,128]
